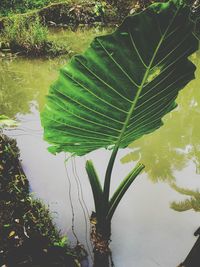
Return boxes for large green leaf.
[41,0,198,156]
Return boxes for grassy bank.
[0,15,69,57]
[0,1,118,57]
[0,1,118,29]
[0,0,56,17]
[0,0,151,57]
[0,134,87,266]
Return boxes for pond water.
[1,28,200,267]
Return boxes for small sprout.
[54,236,68,247]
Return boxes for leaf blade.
[41,0,198,156]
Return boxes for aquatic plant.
[41,0,199,265]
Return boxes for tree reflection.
[0,59,32,117]
[0,57,60,117]
[170,183,200,212]
[122,53,200,183]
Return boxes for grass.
[0,0,119,58]
[0,0,62,17]
[0,15,69,56]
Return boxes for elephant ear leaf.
[41,0,198,156]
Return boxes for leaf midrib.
[113,7,180,150]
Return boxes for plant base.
[90,214,113,267]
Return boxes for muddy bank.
[0,134,87,266]
[38,2,118,26]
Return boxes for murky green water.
[0,27,112,117]
[1,29,200,267]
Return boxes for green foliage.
[0,0,52,16]
[1,16,48,53]
[42,0,198,156]
[94,1,107,16]
[0,0,108,17]
[0,15,68,56]
[54,236,68,247]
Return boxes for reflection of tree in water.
[170,183,200,212]
[0,58,60,118]
[121,135,187,182]
[0,60,33,117]
[122,53,200,183]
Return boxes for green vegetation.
[0,0,59,16]
[0,0,118,57]
[0,133,86,266]
[0,0,119,18]
[0,0,135,18]
[0,16,69,56]
[41,0,199,266]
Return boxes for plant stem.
[103,145,119,206]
